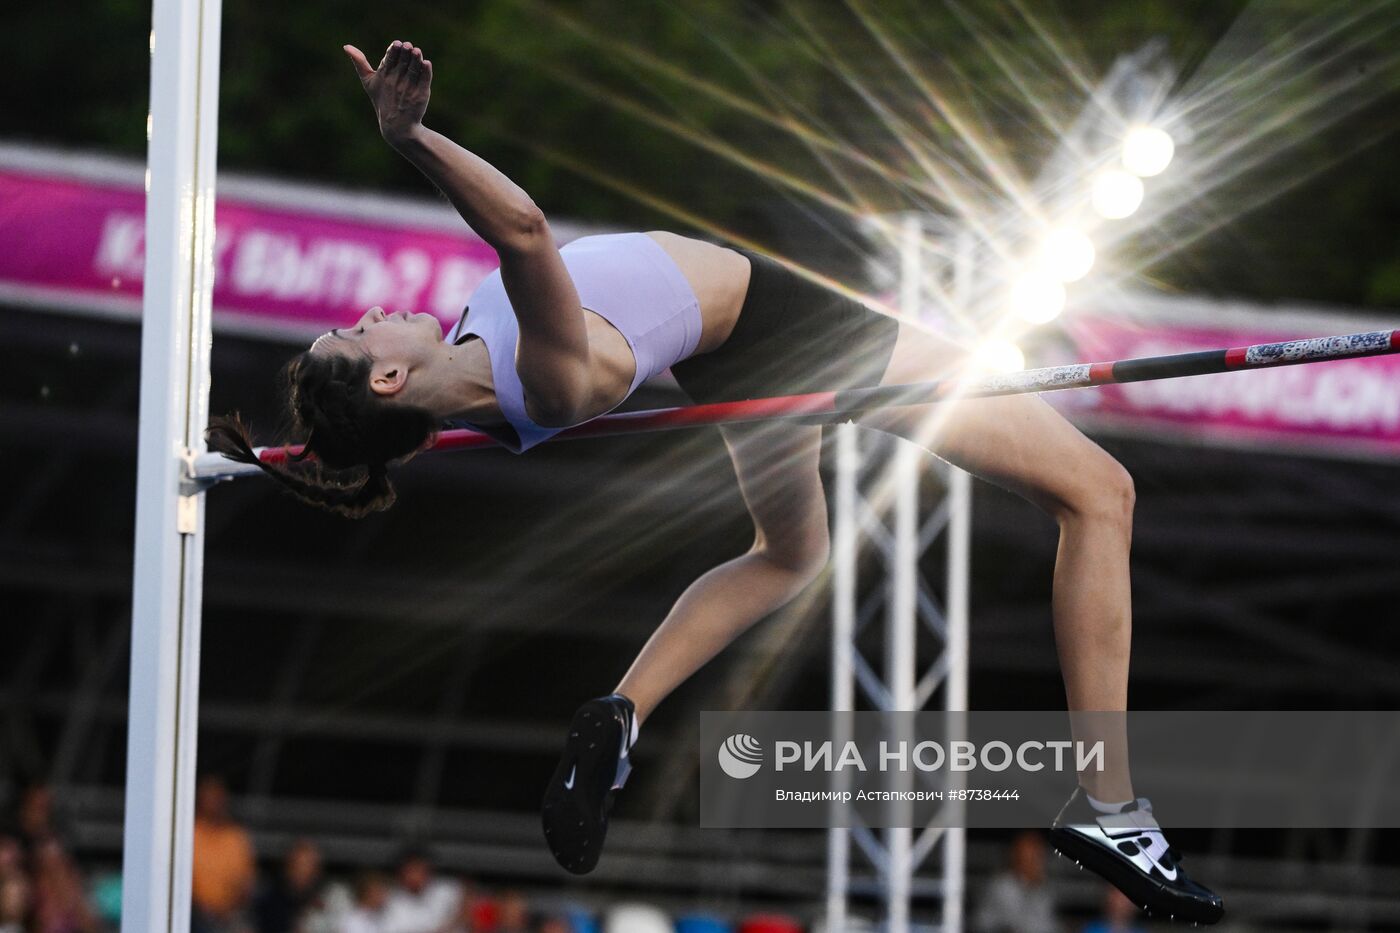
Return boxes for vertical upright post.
[941,228,976,933]
[883,212,924,933]
[885,443,919,933]
[123,1,221,931]
[942,469,971,932]
[825,423,859,932]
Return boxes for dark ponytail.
[207,350,438,518]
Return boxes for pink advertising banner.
[4,162,1399,458]
[0,166,502,334]
[1060,316,1400,458]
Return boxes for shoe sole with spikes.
[1050,826,1224,925]
[541,696,632,875]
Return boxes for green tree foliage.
[5,0,1400,308]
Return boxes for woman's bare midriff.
[644,231,750,354]
[521,231,752,424]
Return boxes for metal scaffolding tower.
[826,216,973,932]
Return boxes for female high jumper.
[208,40,1222,924]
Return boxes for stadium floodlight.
[1122,125,1175,177]
[1035,227,1096,283]
[971,339,1026,373]
[1091,168,1145,219]
[1009,270,1067,324]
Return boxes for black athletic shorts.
[670,248,900,406]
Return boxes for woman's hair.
[207,349,438,518]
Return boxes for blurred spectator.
[449,883,493,933]
[493,891,529,933]
[255,838,324,933]
[29,837,96,933]
[380,845,461,933]
[557,908,599,933]
[6,783,71,854]
[90,873,123,930]
[191,775,256,933]
[736,917,800,933]
[602,904,671,933]
[535,919,570,933]
[1082,887,1145,933]
[675,917,732,933]
[0,875,29,933]
[300,879,353,933]
[0,836,30,933]
[341,871,390,933]
[972,831,1058,933]
[0,835,24,885]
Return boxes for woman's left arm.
[345,40,592,424]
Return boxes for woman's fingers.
[342,45,374,82]
[362,39,429,87]
[383,40,404,73]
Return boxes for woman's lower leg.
[614,547,822,723]
[617,423,829,725]
[1050,495,1135,802]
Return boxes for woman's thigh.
[864,323,1126,517]
[878,319,968,386]
[719,422,829,561]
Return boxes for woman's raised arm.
[344,40,592,425]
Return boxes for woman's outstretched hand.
[343,40,432,146]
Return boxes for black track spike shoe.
[541,694,635,875]
[1050,788,1224,925]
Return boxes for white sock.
[609,693,640,749]
[1086,792,1132,815]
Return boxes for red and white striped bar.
[192,328,1400,483]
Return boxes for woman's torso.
[447,231,749,451]
[646,231,749,352]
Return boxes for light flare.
[1122,125,1175,177]
[1034,227,1096,282]
[972,339,1027,373]
[1008,271,1067,324]
[1091,169,1145,219]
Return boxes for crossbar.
[192,329,1399,483]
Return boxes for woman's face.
[312,306,443,361]
[311,306,446,403]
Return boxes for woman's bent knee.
[756,524,831,582]
[1055,454,1135,531]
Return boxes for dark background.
[5,1,1400,929]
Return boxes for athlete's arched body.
[209,40,1221,924]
